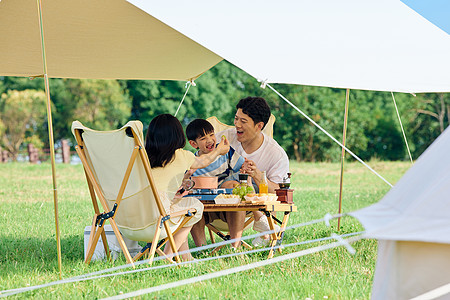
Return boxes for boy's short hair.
[236,97,271,129]
[186,119,215,141]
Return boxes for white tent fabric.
[127,0,450,93]
[350,126,450,244]
[0,0,222,80]
[1,0,450,92]
[370,240,450,299]
[350,127,450,299]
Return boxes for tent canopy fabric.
[1,0,450,93]
[350,126,450,244]
[127,0,450,93]
[0,0,222,81]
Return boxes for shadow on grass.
[0,234,84,273]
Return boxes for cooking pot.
[191,176,218,189]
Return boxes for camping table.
[203,202,297,258]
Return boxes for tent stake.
[37,0,62,279]
[337,89,350,230]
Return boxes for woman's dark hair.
[186,119,214,141]
[145,114,186,168]
[236,97,271,129]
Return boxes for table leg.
[266,211,279,259]
[277,212,290,254]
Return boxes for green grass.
[0,161,411,299]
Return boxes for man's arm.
[241,159,280,193]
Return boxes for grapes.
[232,183,255,200]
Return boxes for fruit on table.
[232,184,254,200]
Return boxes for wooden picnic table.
[203,202,297,258]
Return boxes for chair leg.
[147,217,163,265]
[156,248,175,264]
[109,219,135,267]
[85,225,104,264]
[100,228,111,261]
[208,227,216,244]
[85,215,99,262]
[163,220,181,264]
[241,240,252,249]
[133,245,149,262]
[206,224,252,252]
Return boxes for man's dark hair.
[236,97,271,129]
[186,119,214,141]
[145,114,186,168]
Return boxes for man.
[190,96,289,248]
[223,97,289,192]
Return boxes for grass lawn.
[0,160,411,299]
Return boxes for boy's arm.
[190,136,229,169]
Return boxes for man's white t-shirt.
[217,128,289,184]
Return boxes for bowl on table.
[214,194,241,204]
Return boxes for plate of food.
[244,193,278,203]
[214,194,241,204]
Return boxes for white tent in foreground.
[351,126,450,299]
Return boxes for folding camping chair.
[204,115,277,252]
[72,120,198,267]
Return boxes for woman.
[145,114,229,261]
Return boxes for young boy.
[186,118,278,247]
[186,118,243,187]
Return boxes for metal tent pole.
[36,0,62,279]
[337,89,350,230]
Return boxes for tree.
[416,93,450,133]
[0,89,47,160]
[64,79,131,131]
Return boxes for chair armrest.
[170,209,197,218]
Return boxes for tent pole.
[337,89,350,231]
[36,0,62,279]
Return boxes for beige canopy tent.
[1,0,450,277]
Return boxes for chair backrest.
[206,114,276,138]
[72,120,162,231]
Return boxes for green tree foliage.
[0,89,47,160]
[0,62,448,162]
[410,93,450,156]
[123,61,254,130]
[64,79,131,131]
[0,77,132,145]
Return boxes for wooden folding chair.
[72,120,197,267]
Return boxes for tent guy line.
[410,282,450,300]
[173,78,394,187]
[1,231,363,298]
[174,81,193,117]
[71,212,348,279]
[266,83,394,187]
[0,214,356,297]
[102,235,362,300]
[391,91,413,163]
